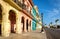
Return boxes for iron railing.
[13,0,31,13]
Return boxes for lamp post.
[41,13,43,26]
[41,13,43,32]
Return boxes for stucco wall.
[0,0,32,37]
[0,0,21,37]
[19,11,32,32]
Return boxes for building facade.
[0,0,34,37]
[31,5,42,31]
[31,7,36,30]
[34,6,42,30]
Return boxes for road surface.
[45,28,60,39]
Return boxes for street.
[45,28,60,39]
[0,30,47,39]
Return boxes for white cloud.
[47,9,60,18]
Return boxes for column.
[24,18,27,32]
[31,21,33,31]
[2,9,10,37]
[16,12,22,34]
[29,20,32,32]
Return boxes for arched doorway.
[21,17,24,32]
[9,10,16,33]
[0,5,2,35]
[26,19,28,31]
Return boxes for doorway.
[26,19,28,31]
[21,17,24,32]
[0,5,2,35]
[9,10,16,33]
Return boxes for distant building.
[34,6,42,30]
[31,6,36,30]
[57,25,60,28]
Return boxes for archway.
[9,10,16,33]
[26,19,28,31]
[21,16,24,32]
[0,4,2,35]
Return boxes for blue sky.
[32,0,60,25]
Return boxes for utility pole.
[41,13,43,32]
[41,13,43,27]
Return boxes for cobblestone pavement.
[0,30,47,39]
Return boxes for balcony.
[4,0,33,19]
[13,0,26,9]
[13,0,31,13]
[4,0,22,10]
[13,0,32,18]
[4,0,31,14]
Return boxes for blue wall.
[32,7,36,30]
[31,7,37,30]
[31,7,36,19]
[32,20,36,30]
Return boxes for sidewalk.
[0,30,47,39]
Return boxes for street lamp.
[41,13,44,32]
[41,13,43,26]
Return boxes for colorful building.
[31,7,36,30]
[34,6,42,30]
[30,5,42,31]
[0,0,34,37]
[0,0,42,37]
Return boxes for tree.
[50,22,52,26]
[55,19,59,26]
[45,24,46,26]
[49,22,52,28]
[55,19,59,23]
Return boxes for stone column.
[16,12,22,34]
[24,18,27,32]
[30,20,32,32]
[30,20,32,31]
[31,20,32,31]
[2,9,10,37]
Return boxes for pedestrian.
[40,27,44,33]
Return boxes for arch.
[21,16,25,32]
[26,19,28,31]
[0,4,2,35]
[9,10,16,33]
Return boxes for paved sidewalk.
[0,30,47,39]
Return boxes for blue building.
[31,7,37,30]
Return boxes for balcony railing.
[13,0,26,9]
[13,0,31,13]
